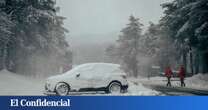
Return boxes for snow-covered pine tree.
[161,0,208,74]
[117,15,143,77]
[0,10,14,70]
[105,44,119,63]
[142,22,160,57]
[0,0,72,77]
[141,22,179,71]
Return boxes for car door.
[90,65,110,88]
[70,65,94,91]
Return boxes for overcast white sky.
[56,0,172,36]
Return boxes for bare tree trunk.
[2,44,8,70]
[183,52,187,73]
[134,36,139,77]
[133,58,138,77]
[190,47,194,75]
[195,52,199,74]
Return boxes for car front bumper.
[121,85,128,93]
[121,85,128,90]
[43,90,56,96]
[44,83,56,95]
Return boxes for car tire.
[107,82,121,94]
[55,82,70,96]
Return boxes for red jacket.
[165,67,173,78]
[178,67,185,78]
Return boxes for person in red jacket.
[178,65,186,87]
[165,66,173,87]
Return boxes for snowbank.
[0,69,44,95]
[186,74,208,90]
[125,80,161,96]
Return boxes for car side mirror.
[76,73,80,78]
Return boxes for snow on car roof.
[73,63,120,71]
[76,63,120,67]
[65,63,125,76]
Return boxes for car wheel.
[108,82,121,94]
[55,83,69,96]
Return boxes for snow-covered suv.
[44,63,128,96]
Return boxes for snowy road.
[144,84,208,96]
[129,75,208,96]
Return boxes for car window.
[77,65,95,79]
[93,65,123,77]
[64,64,93,76]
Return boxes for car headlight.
[45,82,51,90]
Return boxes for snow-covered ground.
[186,74,208,90]
[1,69,207,96]
[0,70,160,96]
[124,80,161,96]
[0,70,44,95]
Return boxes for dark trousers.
[167,77,171,87]
[180,78,185,87]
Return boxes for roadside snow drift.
[125,81,161,96]
[186,74,208,90]
[0,70,44,95]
